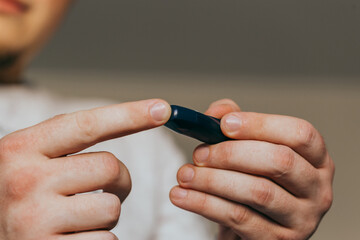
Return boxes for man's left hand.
[170,99,334,240]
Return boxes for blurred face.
[0,0,72,80]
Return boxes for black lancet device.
[164,105,230,144]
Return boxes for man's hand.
[0,99,171,240]
[170,99,334,240]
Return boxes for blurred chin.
[0,1,71,70]
[0,17,29,55]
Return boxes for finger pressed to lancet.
[220,112,327,168]
[15,99,170,158]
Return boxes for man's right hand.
[0,99,171,240]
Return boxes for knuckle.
[5,166,42,201]
[75,110,98,140]
[7,206,39,235]
[317,135,327,157]
[0,134,28,158]
[50,113,67,124]
[250,180,274,207]
[296,120,317,148]
[51,113,67,120]
[298,220,319,240]
[100,152,122,183]
[321,188,333,212]
[306,221,319,238]
[45,113,67,127]
[0,137,14,158]
[289,209,320,239]
[296,120,328,167]
[272,146,295,178]
[105,195,121,228]
[327,155,336,177]
[228,205,250,227]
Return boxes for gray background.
[27,0,360,239]
[31,0,360,77]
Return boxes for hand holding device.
[169,99,334,240]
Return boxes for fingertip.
[209,99,240,111]
[169,186,188,204]
[177,165,195,184]
[176,163,194,183]
[149,99,171,124]
[221,112,243,137]
[205,99,241,118]
[193,144,210,166]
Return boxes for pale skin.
[170,99,335,239]
[0,99,172,240]
[0,1,334,239]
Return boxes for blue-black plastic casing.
[164,105,230,144]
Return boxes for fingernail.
[194,146,209,165]
[171,188,188,200]
[150,102,168,122]
[224,115,242,133]
[179,166,195,183]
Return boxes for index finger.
[20,99,171,158]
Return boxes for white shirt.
[0,85,214,240]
